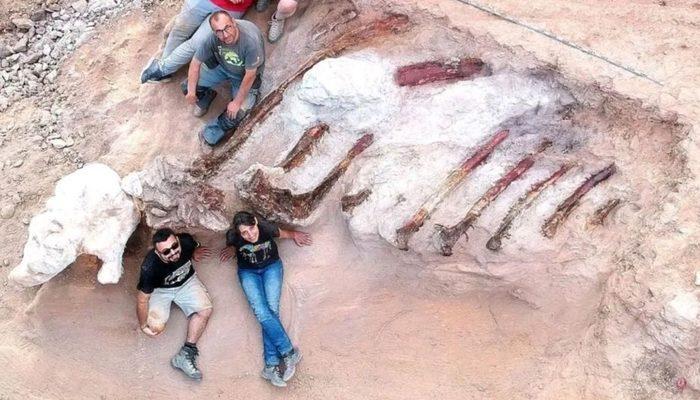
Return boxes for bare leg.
[186,307,212,344]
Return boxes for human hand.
[193,246,212,262]
[185,91,197,105]
[141,324,161,337]
[293,231,312,247]
[220,246,235,262]
[226,100,241,119]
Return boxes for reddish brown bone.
[588,198,622,227]
[435,149,544,256]
[395,58,490,87]
[542,163,617,238]
[341,189,372,213]
[189,14,411,179]
[486,164,571,251]
[277,123,330,171]
[243,134,374,221]
[395,130,509,250]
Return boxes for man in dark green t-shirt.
[182,11,265,146]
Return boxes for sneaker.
[170,346,202,380]
[268,14,286,43]
[281,348,302,381]
[255,0,269,12]
[261,365,286,387]
[193,90,217,117]
[140,57,172,84]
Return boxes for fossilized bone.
[486,164,572,251]
[395,129,509,250]
[341,189,372,213]
[189,14,411,179]
[242,134,374,222]
[542,163,617,238]
[277,123,330,171]
[435,146,547,256]
[587,198,622,227]
[395,58,490,87]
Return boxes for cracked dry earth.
[1,1,700,399]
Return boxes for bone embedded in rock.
[395,58,491,87]
[241,133,374,223]
[189,14,411,179]
[9,163,140,286]
[278,123,330,171]
[542,163,617,238]
[486,164,572,251]
[395,129,509,251]
[435,152,539,256]
[341,189,372,213]
[587,198,622,227]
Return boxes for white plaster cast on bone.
[9,163,140,286]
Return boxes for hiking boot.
[171,346,202,380]
[268,13,286,43]
[281,348,302,381]
[140,58,172,84]
[193,90,217,117]
[255,0,269,12]
[261,365,286,387]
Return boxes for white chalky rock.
[9,163,139,286]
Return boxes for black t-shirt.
[137,233,199,294]
[226,220,281,270]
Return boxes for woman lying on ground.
[220,211,312,387]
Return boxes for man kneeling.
[183,11,265,146]
[136,228,213,380]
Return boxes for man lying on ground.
[136,228,213,380]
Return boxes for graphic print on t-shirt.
[163,260,193,285]
[218,46,243,67]
[239,241,273,264]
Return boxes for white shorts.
[147,274,212,330]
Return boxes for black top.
[137,233,199,294]
[226,220,281,270]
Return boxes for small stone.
[71,0,88,12]
[50,138,70,149]
[695,271,700,286]
[22,217,29,225]
[0,44,11,59]
[42,45,52,56]
[23,52,42,65]
[0,204,15,219]
[30,10,47,22]
[2,259,9,267]
[11,18,35,31]
[12,37,28,53]
[12,159,24,168]
[89,0,117,13]
[46,70,58,83]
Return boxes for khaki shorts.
[147,274,212,330]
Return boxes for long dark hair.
[230,211,257,240]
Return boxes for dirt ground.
[0,1,698,399]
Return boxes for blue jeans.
[160,0,244,75]
[181,63,260,144]
[237,260,293,366]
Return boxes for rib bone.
[189,14,410,179]
[341,189,372,213]
[395,58,490,87]
[435,151,542,256]
[241,134,374,222]
[395,130,509,250]
[277,123,330,171]
[486,164,571,251]
[542,163,617,238]
[588,198,622,227]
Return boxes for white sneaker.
[268,14,286,43]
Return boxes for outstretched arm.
[185,57,203,105]
[279,228,312,246]
[136,291,159,337]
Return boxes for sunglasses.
[159,241,180,256]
